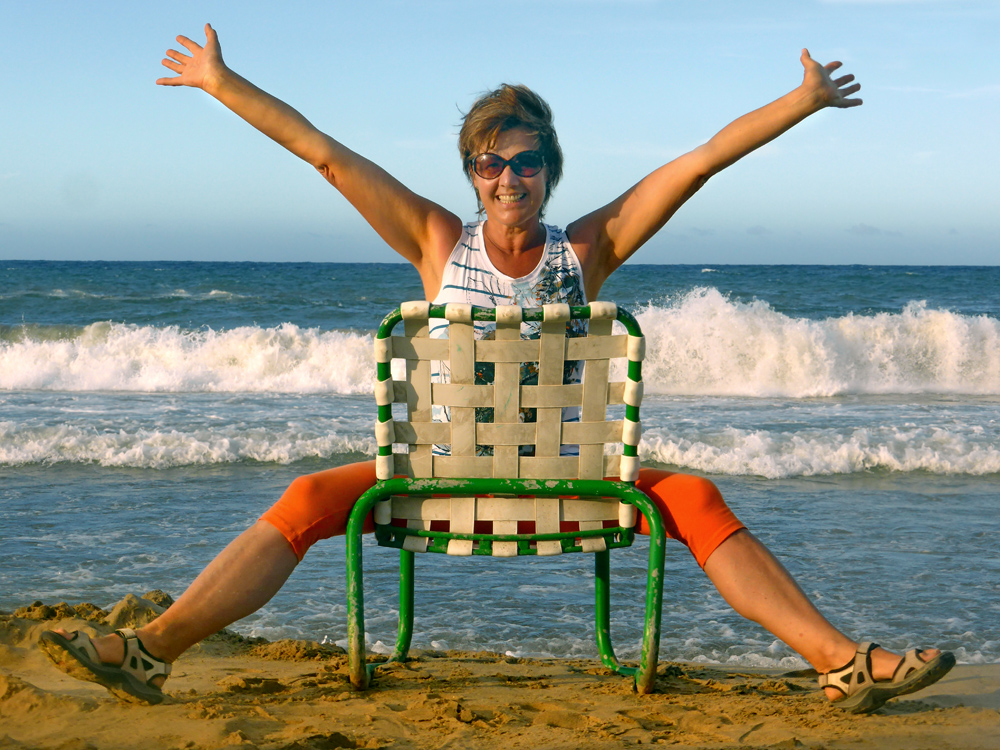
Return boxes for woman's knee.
[282,473,326,505]
[280,462,377,509]
[634,469,744,565]
[637,469,725,514]
[668,474,726,513]
[262,462,378,559]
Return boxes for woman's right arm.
[157,24,460,295]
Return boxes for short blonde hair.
[459,84,563,215]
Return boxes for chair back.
[371,301,645,556]
[374,301,644,479]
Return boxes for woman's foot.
[39,627,171,704]
[819,642,955,713]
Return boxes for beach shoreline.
[2,596,998,750]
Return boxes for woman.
[41,23,954,713]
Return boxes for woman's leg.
[635,468,945,699]
[49,461,379,686]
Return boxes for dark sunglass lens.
[474,155,504,179]
[511,152,543,176]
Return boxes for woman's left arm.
[569,49,861,298]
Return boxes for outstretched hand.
[156,23,226,90]
[800,48,862,109]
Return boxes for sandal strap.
[114,628,172,684]
[818,641,879,697]
[68,630,102,662]
[891,648,926,684]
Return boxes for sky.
[1,0,998,265]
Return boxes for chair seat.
[375,492,636,556]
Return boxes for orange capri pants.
[261,462,745,568]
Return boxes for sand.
[2,594,998,750]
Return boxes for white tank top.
[429,220,589,455]
[431,220,587,311]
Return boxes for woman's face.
[471,127,548,231]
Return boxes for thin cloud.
[949,84,1000,99]
[881,84,1000,99]
[848,223,902,237]
[881,86,949,95]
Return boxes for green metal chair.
[346,301,667,693]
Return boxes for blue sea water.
[2,261,998,667]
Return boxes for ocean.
[2,260,998,668]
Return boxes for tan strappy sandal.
[40,627,171,704]
[819,641,956,714]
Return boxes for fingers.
[165,48,190,64]
[833,74,855,87]
[833,82,863,108]
[156,57,185,86]
[175,34,202,54]
[824,61,843,73]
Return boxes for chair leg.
[345,518,370,690]
[346,482,397,690]
[390,549,416,663]
[623,487,667,695]
[594,550,636,675]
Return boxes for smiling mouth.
[496,193,526,204]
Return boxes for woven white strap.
[401,301,430,320]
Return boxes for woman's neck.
[483,219,545,252]
[482,220,546,277]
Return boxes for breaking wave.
[2,290,997,397]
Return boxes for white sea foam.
[0,420,376,468]
[636,289,1000,397]
[2,292,997,396]
[640,424,1000,478]
[4,409,995,475]
[0,322,376,394]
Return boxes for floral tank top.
[429,221,588,455]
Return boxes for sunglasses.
[472,151,545,180]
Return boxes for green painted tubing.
[593,549,637,677]
[346,477,666,693]
[346,481,395,689]
[623,483,666,695]
[377,308,403,338]
[591,486,666,691]
[391,549,416,663]
[377,528,633,556]
[384,524,627,543]
[594,549,630,674]
[363,476,641,498]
